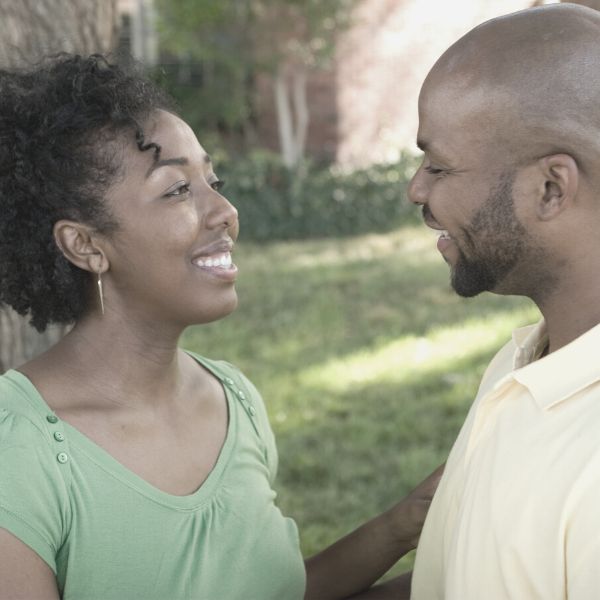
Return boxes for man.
[408,3,600,599]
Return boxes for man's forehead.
[419,81,497,131]
[416,87,518,167]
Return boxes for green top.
[0,354,306,600]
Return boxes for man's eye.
[425,166,445,175]
[166,182,191,197]
[211,179,225,191]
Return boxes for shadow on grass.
[275,344,502,535]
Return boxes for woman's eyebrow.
[145,154,212,178]
[146,157,189,178]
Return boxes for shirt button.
[46,415,59,424]
[56,452,69,464]
[225,378,234,386]
[237,390,246,399]
[248,406,257,417]
[54,431,65,442]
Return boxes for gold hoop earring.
[97,271,105,316]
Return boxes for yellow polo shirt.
[412,320,600,599]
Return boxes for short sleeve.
[0,409,70,573]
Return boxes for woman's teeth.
[194,253,232,268]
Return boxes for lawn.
[181,224,540,576]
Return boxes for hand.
[390,463,444,549]
[304,463,445,600]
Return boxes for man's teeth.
[194,253,232,268]
[439,230,451,240]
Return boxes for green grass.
[181,224,540,575]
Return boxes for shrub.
[214,151,421,241]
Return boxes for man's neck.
[535,284,600,354]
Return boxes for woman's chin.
[191,294,239,326]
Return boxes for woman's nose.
[206,190,239,235]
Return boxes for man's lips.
[437,231,453,253]
[421,207,454,252]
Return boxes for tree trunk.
[292,67,309,166]
[274,63,310,169]
[0,0,119,372]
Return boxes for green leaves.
[215,151,421,240]
[154,0,357,147]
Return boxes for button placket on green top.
[47,414,69,464]
[221,376,260,431]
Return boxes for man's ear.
[53,220,108,274]
[534,154,579,221]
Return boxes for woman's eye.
[210,179,225,192]
[165,182,191,197]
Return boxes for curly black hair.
[0,53,174,331]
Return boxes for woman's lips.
[192,252,238,281]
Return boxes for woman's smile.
[192,251,238,281]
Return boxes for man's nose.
[407,167,428,206]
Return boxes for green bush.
[214,151,421,241]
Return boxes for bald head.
[422,3,600,173]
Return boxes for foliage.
[214,150,421,240]
[249,0,356,70]
[154,0,356,144]
[153,0,252,134]
[182,225,540,577]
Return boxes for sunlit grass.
[301,308,536,394]
[182,223,540,576]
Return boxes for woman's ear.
[53,220,108,274]
[535,153,579,221]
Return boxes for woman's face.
[101,110,239,328]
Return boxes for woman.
[0,54,440,599]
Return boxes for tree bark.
[274,63,310,169]
[0,0,119,372]
[274,66,297,169]
[292,67,309,166]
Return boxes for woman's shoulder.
[0,370,57,444]
[184,351,280,479]
[185,352,238,374]
[0,371,71,575]
[185,352,256,391]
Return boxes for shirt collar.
[511,320,548,369]
[511,319,600,410]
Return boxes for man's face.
[408,80,535,297]
[444,172,527,296]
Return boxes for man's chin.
[451,281,485,298]
[450,264,494,298]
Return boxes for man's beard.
[451,171,528,297]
